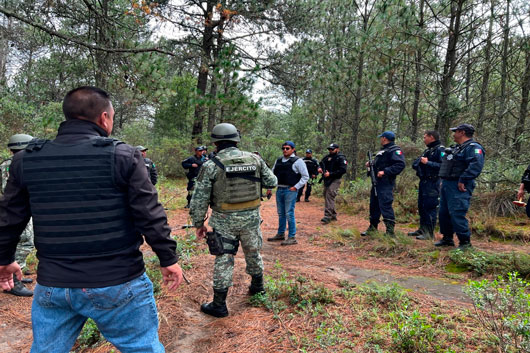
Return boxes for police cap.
[377,131,396,141]
[135,145,148,151]
[8,134,34,150]
[450,124,475,134]
[306,149,313,153]
[327,143,339,150]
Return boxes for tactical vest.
[374,145,400,172]
[211,151,261,212]
[274,157,301,186]
[22,137,138,257]
[303,157,319,175]
[439,140,474,179]
[418,143,444,179]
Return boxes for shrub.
[389,310,436,353]
[465,272,530,353]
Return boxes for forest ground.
[1,183,529,353]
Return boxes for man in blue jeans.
[268,141,309,245]
[0,86,183,353]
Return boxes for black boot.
[407,225,424,237]
[383,219,395,237]
[361,223,378,236]
[416,225,434,240]
[201,288,229,317]
[4,275,33,297]
[434,235,455,247]
[249,274,265,295]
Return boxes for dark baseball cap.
[282,141,295,149]
[378,131,396,141]
[327,143,339,150]
[195,146,204,151]
[450,124,475,134]
[306,149,313,153]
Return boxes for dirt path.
[1,192,528,352]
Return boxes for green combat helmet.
[8,134,33,150]
[211,123,240,142]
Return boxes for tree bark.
[514,42,530,154]
[411,0,425,142]
[435,0,465,144]
[476,0,495,134]
[191,1,215,142]
[495,0,510,144]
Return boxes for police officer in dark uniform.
[436,124,484,249]
[297,149,320,202]
[318,143,348,223]
[136,146,158,185]
[362,131,405,236]
[409,130,445,240]
[181,146,206,208]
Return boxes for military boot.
[416,225,434,240]
[407,225,424,237]
[361,223,378,237]
[383,219,395,237]
[201,288,229,318]
[4,274,33,297]
[434,235,455,247]
[249,274,265,295]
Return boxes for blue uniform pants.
[369,181,395,225]
[438,180,475,243]
[418,178,441,229]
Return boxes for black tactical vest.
[22,137,138,257]
[274,157,301,186]
[439,140,473,180]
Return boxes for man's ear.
[97,111,110,133]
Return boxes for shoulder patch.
[395,150,403,155]
[474,149,482,154]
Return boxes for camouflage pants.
[15,218,34,269]
[210,210,263,290]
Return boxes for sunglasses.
[282,147,292,150]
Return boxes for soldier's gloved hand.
[161,263,183,291]
[196,225,207,239]
[458,182,467,192]
[0,262,21,291]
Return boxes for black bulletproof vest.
[274,157,301,186]
[439,140,473,179]
[22,137,138,257]
[374,145,400,172]
[418,143,444,178]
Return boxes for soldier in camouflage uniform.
[190,123,277,317]
[1,134,35,296]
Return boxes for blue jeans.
[30,273,164,353]
[276,187,298,237]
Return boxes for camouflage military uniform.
[1,158,34,269]
[190,147,277,290]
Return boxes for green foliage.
[76,318,103,350]
[358,282,410,310]
[465,272,530,353]
[389,310,436,353]
[144,255,163,296]
[448,248,530,277]
[250,261,335,313]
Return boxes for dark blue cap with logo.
[378,131,396,141]
[306,149,313,153]
[327,143,339,150]
[195,146,204,151]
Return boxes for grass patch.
[448,248,530,277]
